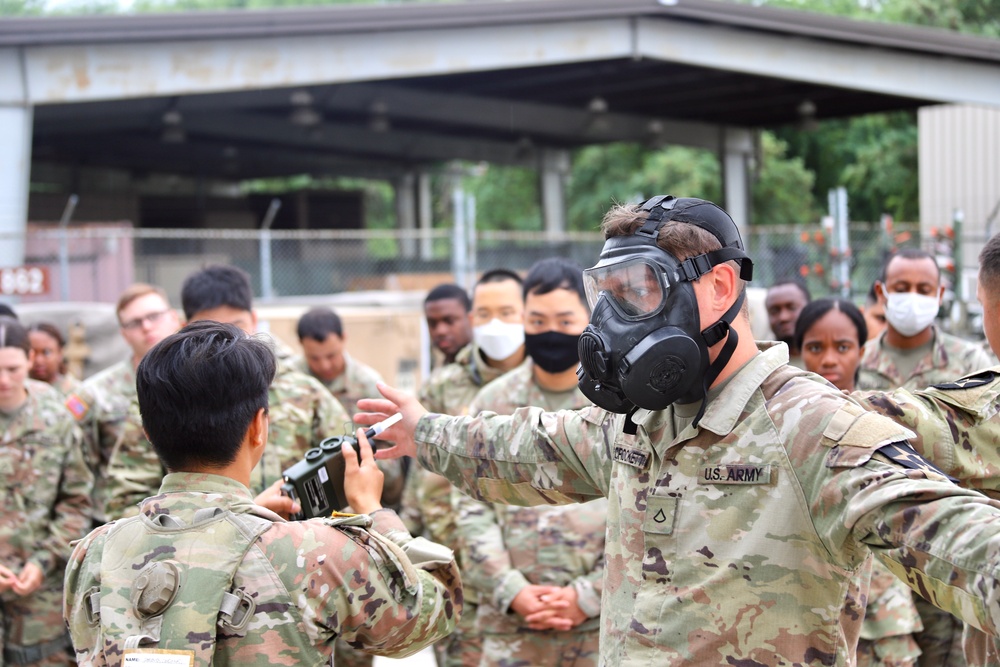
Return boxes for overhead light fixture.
[160,107,186,144]
[585,96,610,136]
[290,89,322,127]
[797,99,818,132]
[369,100,391,133]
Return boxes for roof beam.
[637,20,1000,108]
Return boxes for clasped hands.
[509,584,589,631]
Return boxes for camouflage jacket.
[401,343,509,542]
[1,379,92,578]
[52,372,82,397]
[293,353,383,420]
[63,473,460,666]
[456,361,606,634]
[66,358,145,522]
[415,342,1000,667]
[858,325,995,391]
[0,380,92,650]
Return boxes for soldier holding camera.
[63,321,460,666]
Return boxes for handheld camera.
[281,414,401,520]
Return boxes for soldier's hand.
[510,584,569,625]
[11,562,43,597]
[534,586,588,629]
[343,429,384,515]
[0,563,16,593]
[355,382,427,461]
[254,479,301,519]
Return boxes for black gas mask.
[577,195,753,429]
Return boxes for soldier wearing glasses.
[65,284,181,523]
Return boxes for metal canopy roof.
[5,0,999,182]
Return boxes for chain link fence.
[13,220,935,309]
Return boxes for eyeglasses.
[120,309,171,332]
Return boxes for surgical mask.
[473,319,524,361]
[525,331,581,373]
[884,292,940,337]
[576,195,753,428]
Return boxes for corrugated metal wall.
[919,104,1000,300]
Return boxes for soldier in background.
[359,196,1000,666]
[64,321,460,666]
[424,284,473,366]
[764,277,810,367]
[863,282,888,342]
[454,258,605,667]
[294,306,383,418]
[26,322,80,396]
[859,248,993,392]
[858,248,995,667]
[401,268,524,667]
[0,317,91,667]
[65,283,181,523]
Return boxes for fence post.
[58,194,78,302]
[259,198,281,300]
[451,186,469,292]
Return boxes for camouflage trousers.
[478,628,598,667]
[856,635,920,667]
[913,597,964,667]
[437,603,482,667]
[333,637,373,667]
[1,587,74,667]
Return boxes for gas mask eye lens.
[583,260,668,319]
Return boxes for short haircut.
[884,248,940,283]
[793,297,868,352]
[523,257,587,309]
[27,321,65,348]
[979,232,1000,296]
[865,281,879,305]
[425,284,471,311]
[181,265,254,320]
[768,277,811,303]
[476,268,523,288]
[0,317,30,355]
[297,307,343,342]
[117,283,169,317]
[0,304,17,320]
[136,321,276,472]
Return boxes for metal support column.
[720,127,753,242]
[540,148,570,238]
[418,171,433,261]
[395,172,417,260]
[0,105,32,270]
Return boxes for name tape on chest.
[613,445,650,469]
[700,464,772,485]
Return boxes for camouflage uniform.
[858,326,995,391]
[92,344,352,521]
[63,472,460,666]
[65,358,146,523]
[858,325,994,667]
[1,380,92,667]
[50,374,81,398]
[414,342,1000,667]
[456,361,604,667]
[293,352,383,419]
[861,369,1000,665]
[401,343,507,667]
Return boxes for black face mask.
[525,331,581,374]
[576,195,753,429]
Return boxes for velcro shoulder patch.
[823,402,914,449]
[65,394,89,421]
[931,368,1000,391]
[925,368,1000,414]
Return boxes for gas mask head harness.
[577,195,753,431]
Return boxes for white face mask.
[884,292,940,337]
[473,318,525,361]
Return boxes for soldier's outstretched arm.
[358,383,612,506]
[835,449,1000,637]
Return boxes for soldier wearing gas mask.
[358,196,1000,667]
